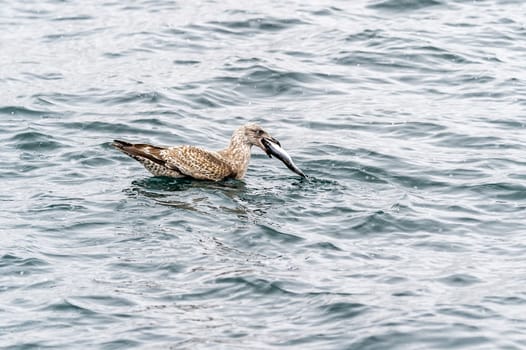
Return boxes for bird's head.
[239,123,280,156]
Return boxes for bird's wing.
[161,146,233,181]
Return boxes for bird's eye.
[256,129,263,136]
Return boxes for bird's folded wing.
[161,146,233,181]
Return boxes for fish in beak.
[261,138,306,178]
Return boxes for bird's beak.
[261,137,306,178]
[261,136,281,158]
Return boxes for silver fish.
[262,138,306,178]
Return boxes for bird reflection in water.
[124,176,266,219]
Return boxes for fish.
[261,138,306,178]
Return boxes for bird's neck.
[218,134,252,179]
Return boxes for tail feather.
[112,140,166,166]
[112,140,132,148]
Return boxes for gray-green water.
[2,0,526,349]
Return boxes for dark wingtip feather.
[112,140,132,149]
[112,140,167,167]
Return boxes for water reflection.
[131,176,247,193]
[124,176,261,217]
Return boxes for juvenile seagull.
[112,123,306,181]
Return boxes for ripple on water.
[0,254,50,277]
[8,131,65,152]
[0,106,55,117]
[3,1,526,349]
[319,302,369,322]
[368,0,445,12]
[437,273,482,287]
[186,17,308,40]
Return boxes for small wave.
[22,71,64,81]
[223,63,328,99]
[368,0,444,12]
[437,273,481,287]
[318,302,369,321]
[204,17,307,35]
[39,298,99,316]
[0,254,50,277]
[8,131,65,151]
[0,106,54,117]
[51,15,93,22]
[214,276,297,297]
[41,27,106,42]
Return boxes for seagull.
[112,123,306,181]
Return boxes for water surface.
[2,0,526,349]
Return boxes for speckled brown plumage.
[113,123,279,181]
